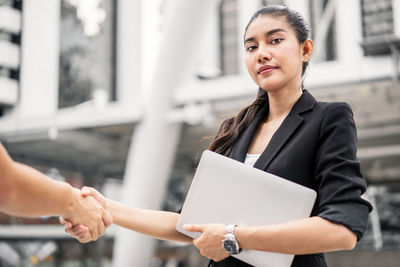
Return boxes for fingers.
[66,225,92,243]
[77,234,93,243]
[59,217,72,228]
[64,224,88,236]
[192,237,200,247]
[60,214,101,243]
[211,255,228,262]
[183,224,204,233]
[88,196,108,240]
[70,225,87,235]
[188,224,229,262]
[79,194,104,241]
[87,207,111,241]
[82,187,112,232]
[87,215,100,241]
[102,209,113,227]
[87,227,98,241]
[90,202,111,239]
[194,239,229,262]
[97,215,106,238]
[65,186,111,242]
[59,216,94,243]
[81,187,110,225]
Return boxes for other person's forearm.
[0,153,76,217]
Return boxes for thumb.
[183,224,204,233]
[81,186,96,197]
[81,186,107,208]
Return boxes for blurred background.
[0,0,400,266]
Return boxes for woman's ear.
[302,39,314,62]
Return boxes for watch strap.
[226,224,236,235]
[223,224,241,254]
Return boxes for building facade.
[0,0,399,266]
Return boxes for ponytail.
[207,89,268,155]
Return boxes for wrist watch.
[222,224,241,255]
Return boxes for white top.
[244,153,261,166]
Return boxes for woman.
[62,5,371,267]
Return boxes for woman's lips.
[258,65,278,74]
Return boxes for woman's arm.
[62,187,192,244]
[109,199,192,243]
[184,216,357,261]
[235,216,356,253]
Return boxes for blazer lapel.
[253,90,316,171]
[253,113,303,170]
[229,90,316,168]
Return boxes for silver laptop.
[176,150,317,267]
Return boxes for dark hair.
[207,5,310,156]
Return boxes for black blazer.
[210,90,372,267]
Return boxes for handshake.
[59,186,111,243]
[59,185,232,262]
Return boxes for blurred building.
[0,0,399,266]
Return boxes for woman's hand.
[183,223,229,262]
[60,186,112,243]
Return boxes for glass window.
[360,0,394,55]
[309,0,337,61]
[357,184,400,251]
[361,0,393,38]
[58,0,116,108]
[219,0,239,76]
[261,0,285,6]
[0,239,114,266]
[0,0,21,111]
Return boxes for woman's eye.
[246,45,257,52]
[271,38,283,45]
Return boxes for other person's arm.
[0,143,112,240]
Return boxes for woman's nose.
[257,45,271,63]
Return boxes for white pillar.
[116,0,141,105]
[195,0,221,77]
[393,0,400,36]
[286,0,310,23]
[16,0,60,118]
[237,0,260,73]
[366,186,383,251]
[112,1,217,266]
[335,0,363,62]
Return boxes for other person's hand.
[61,187,111,242]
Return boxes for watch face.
[223,239,238,254]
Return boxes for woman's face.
[244,15,310,92]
